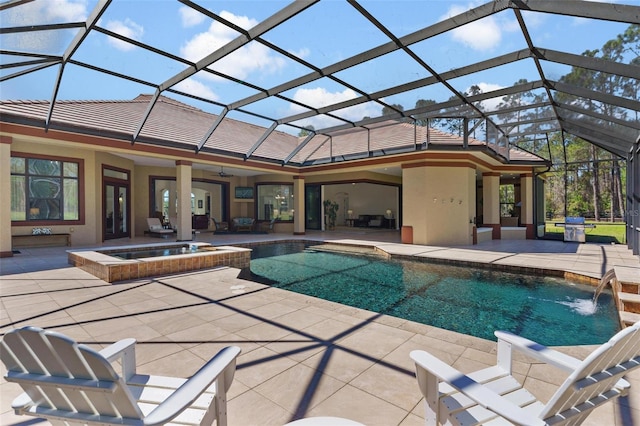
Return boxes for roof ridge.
[0,95,203,109]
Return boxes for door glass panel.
[104,168,128,180]
[119,187,127,233]
[106,185,115,236]
[305,186,321,229]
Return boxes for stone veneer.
[68,243,251,283]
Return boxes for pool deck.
[1,229,639,425]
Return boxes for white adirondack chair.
[411,322,640,426]
[1,326,241,426]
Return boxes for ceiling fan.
[216,166,234,178]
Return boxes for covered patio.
[2,231,639,425]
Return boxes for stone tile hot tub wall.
[68,243,251,283]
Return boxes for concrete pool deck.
[1,229,639,425]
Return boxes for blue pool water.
[249,242,619,346]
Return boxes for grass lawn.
[544,221,626,244]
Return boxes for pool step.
[620,280,639,295]
[618,291,640,314]
[620,311,640,326]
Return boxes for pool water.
[249,243,619,346]
[109,245,211,259]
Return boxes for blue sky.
[1,0,637,132]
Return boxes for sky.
[1,0,638,133]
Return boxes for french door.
[103,167,130,240]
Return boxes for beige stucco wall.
[520,174,533,225]
[0,141,12,255]
[9,139,101,246]
[403,164,476,246]
[482,173,500,226]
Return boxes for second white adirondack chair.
[1,326,241,426]
[411,321,640,425]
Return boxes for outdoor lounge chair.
[1,326,241,426]
[213,217,229,232]
[410,322,640,425]
[261,217,278,233]
[146,217,174,238]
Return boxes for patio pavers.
[1,231,639,425]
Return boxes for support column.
[293,176,305,235]
[176,161,192,241]
[0,137,13,257]
[482,172,501,239]
[520,173,534,239]
[402,161,476,246]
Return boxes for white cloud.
[40,0,88,21]
[291,47,311,60]
[472,82,505,111]
[104,19,144,51]
[180,10,286,80]
[288,87,380,129]
[2,0,88,51]
[475,82,503,93]
[173,79,219,101]
[179,6,206,27]
[443,3,517,51]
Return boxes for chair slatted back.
[541,322,640,421]
[1,327,143,421]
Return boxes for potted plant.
[323,199,339,230]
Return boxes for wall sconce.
[433,198,437,203]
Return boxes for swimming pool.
[248,242,619,346]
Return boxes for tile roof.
[0,95,546,165]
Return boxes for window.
[11,154,81,222]
[499,184,515,217]
[257,184,294,221]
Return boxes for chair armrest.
[497,331,632,396]
[410,350,545,426]
[495,331,581,372]
[100,338,137,380]
[144,346,241,426]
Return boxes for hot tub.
[68,242,251,283]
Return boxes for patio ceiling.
[1,0,639,166]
